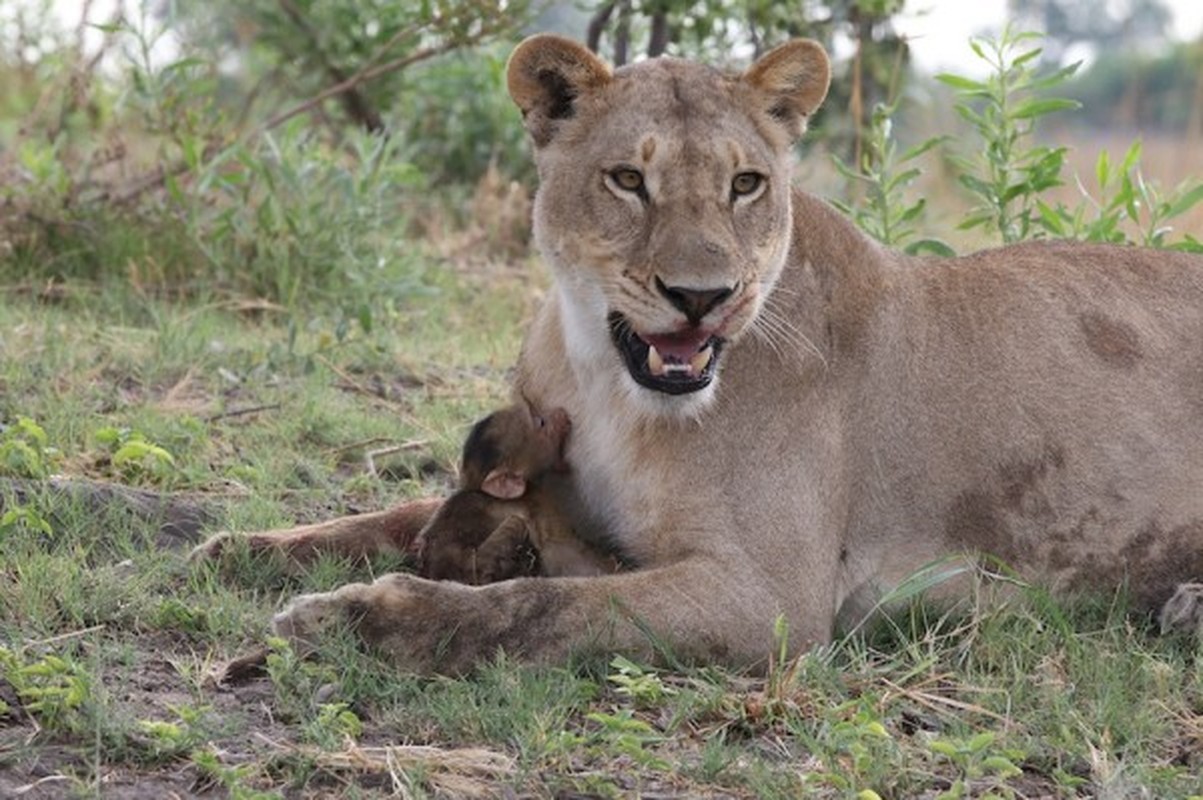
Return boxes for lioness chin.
[196,36,1203,673]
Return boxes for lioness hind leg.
[190,498,442,566]
[1159,583,1203,637]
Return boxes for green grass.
[2,256,1202,799]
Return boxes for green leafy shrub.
[94,425,176,484]
[0,0,528,311]
[0,646,93,736]
[832,104,953,256]
[0,417,59,479]
[396,45,532,187]
[183,123,425,307]
[937,25,1082,244]
[837,26,1203,252]
[1037,141,1203,251]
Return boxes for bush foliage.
[0,2,1199,323]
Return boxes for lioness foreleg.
[271,557,826,674]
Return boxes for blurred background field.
[2,2,1203,797]
[1,0,1200,308]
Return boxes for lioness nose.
[654,278,736,325]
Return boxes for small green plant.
[584,707,669,769]
[1037,141,1203,251]
[94,425,176,483]
[929,731,1025,799]
[802,698,899,799]
[833,103,954,256]
[1036,142,1145,244]
[263,636,340,723]
[606,655,675,707]
[191,746,281,799]
[937,25,1081,243]
[0,504,54,543]
[149,598,210,634]
[766,613,798,699]
[0,645,93,735]
[137,703,213,760]
[304,701,364,748]
[0,416,59,479]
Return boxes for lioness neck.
[781,190,897,360]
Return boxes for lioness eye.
[732,172,763,197]
[610,168,645,193]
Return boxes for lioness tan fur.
[196,36,1203,673]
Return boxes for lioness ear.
[742,39,830,141]
[481,469,527,500]
[506,34,612,147]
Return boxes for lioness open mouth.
[608,312,725,395]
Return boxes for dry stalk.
[252,734,516,797]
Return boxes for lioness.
[196,36,1203,672]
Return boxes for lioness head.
[507,36,829,415]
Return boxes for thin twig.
[205,403,283,423]
[315,354,369,393]
[107,140,225,206]
[365,441,429,477]
[324,436,394,456]
[881,678,1017,728]
[21,624,106,654]
[260,19,508,132]
[315,354,406,411]
[13,775,73,796]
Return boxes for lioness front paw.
[1159,582,1203,637]
[271,575,474,673]
[272,589,357,653]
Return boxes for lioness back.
[831,232,1203,619]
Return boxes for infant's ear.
[481,469,527,500]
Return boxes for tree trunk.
[613,0,631,66]
[277,0,384,133]
[648,10,670,58]
[586,0,617,54]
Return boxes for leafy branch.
[936,25,1081,244]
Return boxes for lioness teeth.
[646,342,713,377]
[647,344,665,375]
